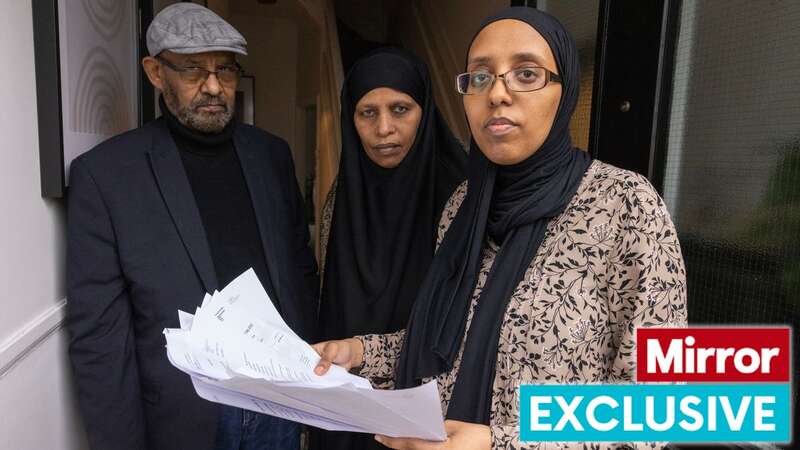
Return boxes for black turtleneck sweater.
[162,100,277,307]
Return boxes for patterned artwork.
[80,0,126,41]
[58,0,138,182]
[71,47,131,135]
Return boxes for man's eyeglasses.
[456,67,561,95]
[156,55,242,86]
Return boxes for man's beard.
[162,82,234,133]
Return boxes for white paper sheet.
[164,269,446,441]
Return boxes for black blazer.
[66,118,318,450]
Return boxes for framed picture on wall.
[32,0,141,198]
[235,75,255,126]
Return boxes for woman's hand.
[312,338,365,375]
[374,420,491,450]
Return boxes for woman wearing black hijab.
[314,8,686,449]
[313,48,467,449]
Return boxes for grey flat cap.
[147,3,247,56]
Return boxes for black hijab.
[395,8,593,424]
[319,48,467,342]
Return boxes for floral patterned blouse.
[318,177,338,287]
[354,160,688,450]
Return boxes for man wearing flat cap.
[67,4,316,450]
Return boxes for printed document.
[164,269,446,440]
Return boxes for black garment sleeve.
[282,142,320,342]
[66,159,147,450]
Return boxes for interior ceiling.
[227,2,597,48]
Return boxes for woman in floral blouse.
[313,7,687,450]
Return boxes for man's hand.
[312,338,365,375]
[374,420,491,450]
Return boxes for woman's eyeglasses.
[456,67,561,95]
[156,55,242,86]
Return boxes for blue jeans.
[214,406,300,450]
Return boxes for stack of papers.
[163,269,446,440]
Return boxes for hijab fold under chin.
[394,7,593,425]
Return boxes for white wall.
[0,1,87,449]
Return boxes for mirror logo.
[519,327,792,444]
